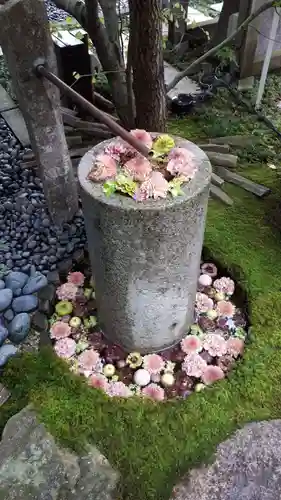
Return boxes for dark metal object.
[34,63,149,157]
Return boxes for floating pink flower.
[78,349,101,371]
[213,277,235,296]
[67,271,85,287]
[135,171,169,202]
[89,373,109,391]
[124,156,152,182]
[201,263,218,278]
[181,335,202,354]
[88,154,117,182]
[226,337,244,358]
[142,383,165,401]
[167,148,197,180]
[106,381,132,398]
[143,354,165,374]
[196,292,214,313]
[50,321,71,340]
[201,365,225,385]
[104,141,127,161]
[182,353,207,378]
[216,300,236,318]
[56,282,78,301]
[203,333,227,357]
[130,129,153,149]
[54,338,76,359]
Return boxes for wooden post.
[0,0,78,225]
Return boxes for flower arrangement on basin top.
[87,130,198,202]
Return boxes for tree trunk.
[52,0,133,127]
[0,0,78,225]
[211,0,240,46]
[129,0,166,131]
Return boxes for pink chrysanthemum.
[56,282,78,301]
[213,277,235,296]
[182,353,207,378]
[226,337,244,358]
[88,154,117,182]
[201,263,218,278]
[104,141,127,161]
[124,156,152,182]
[142,383,165,401]
[130,129,153,149]
[89,373,109,391]
[216,300,236,318]
[134,171,169,202]
[54,338,76,359]
[203,333,227,357]
[143,354,165,374]
[67,271,85,287]
[196,292,214,313]
[50,321,71,340]
[78,349,101,371]
[201,365,225,385]
[106,381,132,398]
[181,335,202,354]
[167,147,197,180]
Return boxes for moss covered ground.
[2,85,281,499]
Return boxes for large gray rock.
[171,421,281,500]
[78,137,211,353]
[0,406,119,500]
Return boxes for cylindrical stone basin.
[78,136,211,353]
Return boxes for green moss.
[2,117,281,499]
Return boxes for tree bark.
[0,0,78,225]
[52,0,132,127]
[129,0,166,131]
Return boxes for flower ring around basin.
[49,258,248,402]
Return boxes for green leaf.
[74,31,84,40]
[66,16,73,23]
[72,72,80,80]
[103,180,117,197]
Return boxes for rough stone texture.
[0,0,78,224]
[171,420,281,500]
[0,406,119,500]
[78,137,211,352]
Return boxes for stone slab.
[0,406,119,500]
[171,420,281,500]
[164,62,200,99]
[1,108,30,147]
[0,383,10,407]
[0,83,17,113]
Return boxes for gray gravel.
[0,118,86,276]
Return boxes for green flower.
[103,180,117,197]
[84,288,93,300]
[151,135,175,157]
[126,352,143,369]
[55,301,73,316]
[115,173,137,197]
[168,178,184,198]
